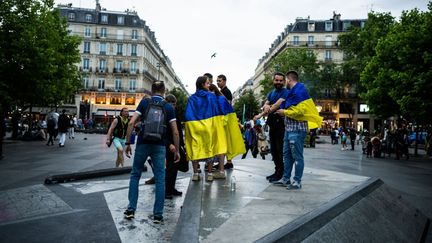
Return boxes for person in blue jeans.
[123,81,180,223]
[274,70,323,190]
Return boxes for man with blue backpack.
[123,81,180,224]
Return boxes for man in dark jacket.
[58,110,70,147]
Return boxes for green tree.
[338,11,396,117]
[168,87,189,120]
[233,90,260,123]
[259,48,319,99]
[361,4,432,123]
[0,0,82,114]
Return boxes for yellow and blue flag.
[216,96,246,160]
[184,90,227,161]
[283,83,323,130]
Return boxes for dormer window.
[117,16,124,25]
[325,21,333,31]
[101,14,108,23]
[68,12,75,21]
[308,22,315,31]
[85,14,92,22]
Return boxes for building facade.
[57,2,187,123]
[238,13,376,132]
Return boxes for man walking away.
[106,108,130,167]
[123,81,180,224]
[57,110,69,147]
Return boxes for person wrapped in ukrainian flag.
[273,70,323,190]
[184,76,245,182]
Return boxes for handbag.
[177,146,189,172]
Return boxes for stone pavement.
[0,133,431,242]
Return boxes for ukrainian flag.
[217,96,246,160]
[184,90,227,161]
[283,83,323,130]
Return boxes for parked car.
[408,131,427,145]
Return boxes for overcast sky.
[55,0,429,94]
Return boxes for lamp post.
[156,62,161,81]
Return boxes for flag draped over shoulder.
[184,90,227,161]
[283,83,323,130]
[217,96,246,160]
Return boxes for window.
[110,96,121,105]
[359,104,369,113]
[98,79,105,90]
[100,28,107,38]
[131,44,137,56]
[125,96,135,105]
[116,60,123,71]
[308,36,314,45]
[84,27,91,37]
[99,42,107,55]
[83,42,90,53]
[85,14,92,22]
[325,36,332,47]
[325,21,333,31]
[115,78,122,91]
[83,58,90,70]
[132,30,138,40]
[129,79,136,92]
[95,96,106,104]
[325,50,332,60]
[68,13,75,21]
[117,44,123,55]
[83,77,89,89]
[99,59,106,71]
[130,61,137,73]
[117,16,124,25]
[343,21,352,31]
[101,14,108,23]
[308,22,315,31]
[117,30,124,40]
[293,36,299,45]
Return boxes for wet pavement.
[0,133,431,242]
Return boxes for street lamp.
[156,62,161,81]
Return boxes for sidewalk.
[0,133,431,242]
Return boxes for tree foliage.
[259,48,319,99]
[233,90,260,123]
[168,87,188,120]
[361,4,432,123]
[0,0,82,113]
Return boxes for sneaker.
[207,174,214,182]
[224,163,233,169]
[266,173,276,180]
[286,181,302,190]
[268,175,282,183]
[192,174,200,181]
[124,209,135,219]
[213,171,226,179]
[272,178,290,186]
[145,177,155,185]
[172,189,183,196]
[153,215,164,224]
[165,194,173,199]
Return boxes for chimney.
[96,0,101,11]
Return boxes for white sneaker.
[286,181,302,190]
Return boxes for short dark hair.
[165,94,177,104]
[151,81,165,94]
[209,84,223,96]
[120,107,128,113]
[286,70,299,81]
[203,73,213,79]
[273,72,285,79]
[217,74,226,81]
[196,76,208,91]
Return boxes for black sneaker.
[224,163,233,169]
[153,215,164,224]
[266,173,276,180]
[124,209,135,219]
[172,189,183,196]
[145,177,155,185]
[268,175,282,182]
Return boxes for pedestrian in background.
[106,108,130,168]
[57,110,69,147]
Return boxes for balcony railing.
[287,41,339,48]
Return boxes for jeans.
[282,131,307,183]
[127,144,166,218]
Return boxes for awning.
[93,110,136,117]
